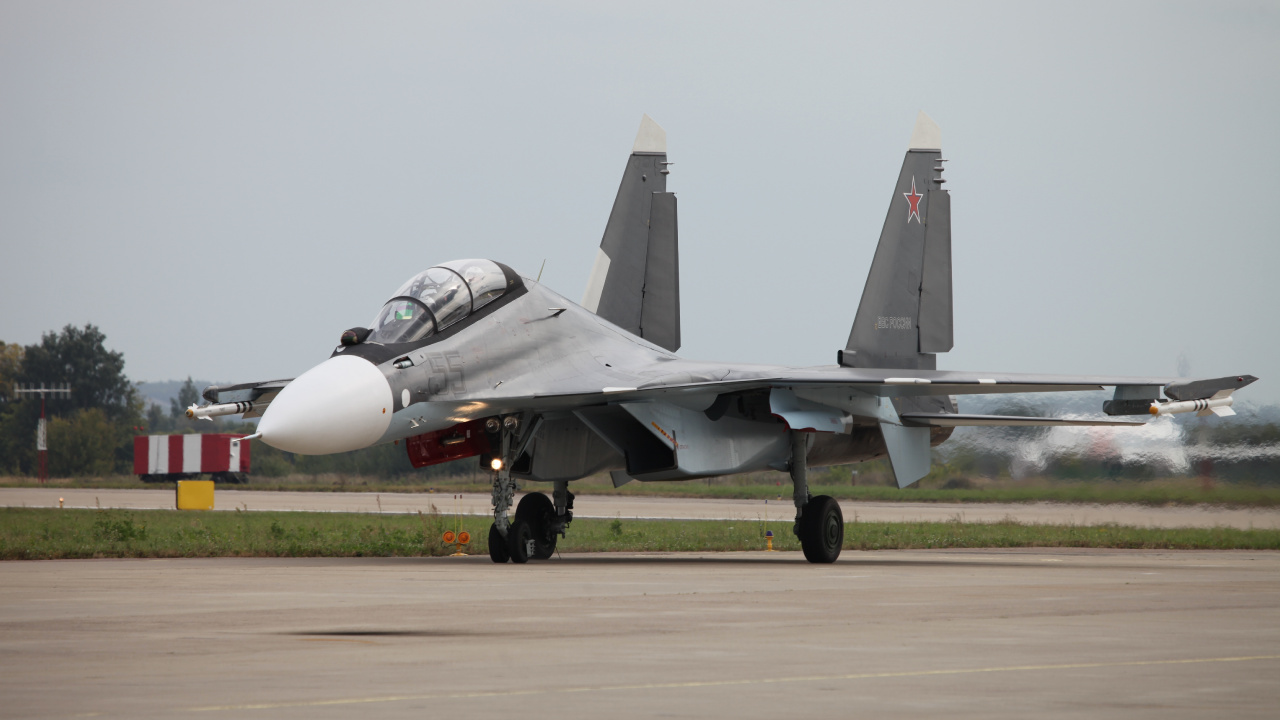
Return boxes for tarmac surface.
[1,550,1278,719]
[3,486,1279,529]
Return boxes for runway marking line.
[186,654,1280,712]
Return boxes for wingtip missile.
[1149,395,1236,417]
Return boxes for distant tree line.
[0,325,143,476]
[0,325,439,479]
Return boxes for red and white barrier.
[132,434,251,476]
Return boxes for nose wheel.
[490,492,563,563]
[507,515,537,563]
[488,523,510,563]
[512,492,558,560]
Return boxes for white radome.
[258,356,394,454]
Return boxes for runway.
[1,550,1277,718]
[3,486,1279,529]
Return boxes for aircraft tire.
[798,495,844,563]
[515,492,557,559]
[488,523,510,563]
[507,518,534,564]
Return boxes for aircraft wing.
[476,367,1253,490]
[519,366,1253,403]
[632,367,1177,398]
[495,366,1256,426]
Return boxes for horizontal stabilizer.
[901,413,1145,427]
[201,379,292,418]
[202,379,292,404]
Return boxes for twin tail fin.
[841,111,952,371]
[581,114,680,352]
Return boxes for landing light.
[490,458,504,471]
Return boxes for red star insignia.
[903,177,923,223]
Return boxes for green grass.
[612,481,1280,507]
[6,473,1280,507]
[2,507,1277,560]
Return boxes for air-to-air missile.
[186,401,259,421]
[1150,394,1236,418]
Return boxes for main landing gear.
[790,431,844,563]
[486,415,572,564]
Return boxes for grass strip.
[582,481,1280,507]
[7,476,1280,507]
[2,507,1278,560]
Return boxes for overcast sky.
[2,1,1278,405]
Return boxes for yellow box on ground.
[176,480,214,510]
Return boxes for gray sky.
[2,1,1278,403]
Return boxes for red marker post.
[14,383,72,484]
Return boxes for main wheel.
[515,492,557,560]
[488,523,510,563]
[797,495,844,563]
[507,518,534,564]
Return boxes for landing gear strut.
[487,415,521,563]
[486,414,563,564]
[789,431,843,563]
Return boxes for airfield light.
[490,458,503,471]
[443,495,471,557]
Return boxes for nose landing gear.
[486,415,523,563]
[485,414,572,564]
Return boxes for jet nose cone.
[258,356,394,455]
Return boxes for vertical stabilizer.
[841,111,952,370]
[582,115,681,351]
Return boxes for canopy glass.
[367,259,508,344]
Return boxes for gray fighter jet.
[191,112,1257,564]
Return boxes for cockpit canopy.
[368,259,510,344]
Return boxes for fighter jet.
[190,112,1257,564]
